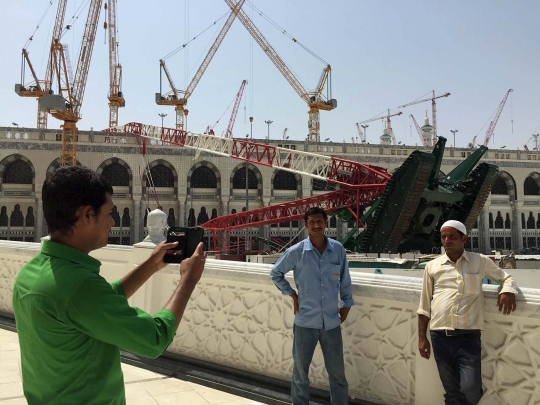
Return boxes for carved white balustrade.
[0,240,539,405]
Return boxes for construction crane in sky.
[410,114,428,146]
[355,123,366,143]
[356,109,402,145]
[40,0,103,166]
[399,90,450,144]
[482,89,513,147]
[105,0,125,128]
[524,134,539,152]
[223,0,336,143]
[282,128,289,141]
[15,0,68,129]
[225,80,247,138]
[156,0,246,130]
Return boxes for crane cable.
[161,11,230,61]
[60,0,91,39]
[245,0,328,66]
[23,0,55,49]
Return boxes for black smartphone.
[164,227,204,263]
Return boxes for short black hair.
[304,207,328,222]
[43,166,113,233]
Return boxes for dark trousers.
[431,331,483,405]
[292,324,348,405]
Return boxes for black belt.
[432,329,481,337]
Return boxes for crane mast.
[355,123,366,143]
[223,0,336,143]
[14,0,68,129]
[106,0,125,127]
[399,90,450,143]
[42,0,103,166]
[156,0,246,130]
[225,80,247,138]
[482,89,513,146]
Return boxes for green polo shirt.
[12,240,177,405]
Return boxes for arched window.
[0,207,7,226]
[149,165,174,188]
[274,170,297,190]
[491,177,508,195]
[122,208,130,227]
[111,206,120,227]
[504,213,511,229]
[232,168,257,189]
[188,208,196,227]
[191,166,217,188]
[26,207,35,227]
[330,216,337,228]
[197,207,209,225]
[10,204,23,227]
[3,160,32,184]
[494,212,503,229]
[489,213,494,228]
[537,213,540,230]
[527,212,535,229]
[102,163,129,186]
[167,208,175,228]
[211,208,217,220]
[524,177,539,196]
[522,213,526,229]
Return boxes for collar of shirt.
[442,249,470,265]
[302,236,335,254]
[41,239,102,274]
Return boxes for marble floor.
[0,328,267,405]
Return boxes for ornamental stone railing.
[0,240,539,405]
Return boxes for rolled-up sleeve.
[67,275,177,359]
[417,265,433,318]
[484,257,518,295]
[270,250,296,296]
[339,249,354,308]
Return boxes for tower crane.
[410,114,428,146]
[105,0,125,128]
[282,128,289,141]
[156,0,246,130]
[399,90,450,144]
[355,123,366,143]
[15,0,68,129]
[482,89,513,147]
[40,0,103,166]
[524,134,539,152]
[223,0,336,143]
[356,109,402,145]
[225,80,247,138]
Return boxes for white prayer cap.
[441,220,467,235]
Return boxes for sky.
[1,0,539,150]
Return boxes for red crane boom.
[225,80,247,138]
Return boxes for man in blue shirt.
[270,207,353,405]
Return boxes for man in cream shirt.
[417,220,518,405]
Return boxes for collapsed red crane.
[105,122,391,250]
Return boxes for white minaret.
[421,110,434,147]
[380,121,393,145]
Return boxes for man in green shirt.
[13,165,206,404]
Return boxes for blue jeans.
[430,331,483,405]
[292,324,348,405]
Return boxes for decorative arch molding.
[187,161,221,196]
[141,159,179,199]
[230,163,262,197]
[0,154,36,193]
[524,172,540,196]
[271,169,302,197]
[45,157,82,181]
[491,171,517,200]
[96,157,133,196]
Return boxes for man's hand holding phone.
[179,242,207,287]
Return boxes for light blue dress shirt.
[270,237,354,330]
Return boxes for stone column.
[132,199,140,244]
[35,195,44,241]
[516,202,524,252]
[221,197,229,217]
[178,197,186,227]
[510,200,519,253]
[139,200,147,242]
[479,207,491,254]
